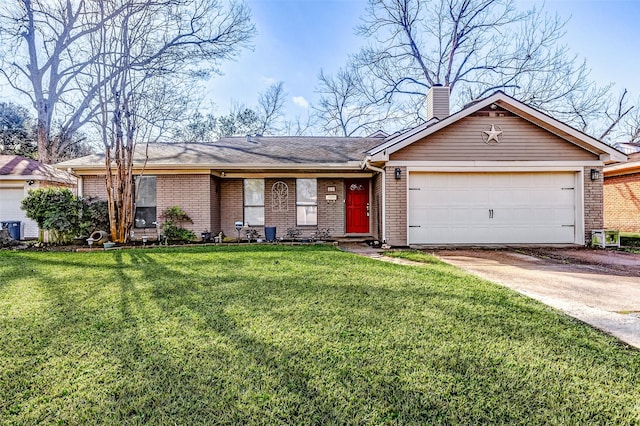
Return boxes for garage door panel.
[0,186,38,239]
[408,172,578,244]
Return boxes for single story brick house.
[603,151,640,233]
[56,88,625,246]
[1,155,77,239]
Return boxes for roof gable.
[369,91,626,164]
[0,155,76,183]
[389,113,598,162]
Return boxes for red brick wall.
[584,166,604,242]
[384,166,407,246]
[604,172,640,232]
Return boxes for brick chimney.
[426,84,450,120]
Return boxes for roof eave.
[368,91,627,163]
[60,162,367,174]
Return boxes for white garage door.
[408,172,578,244]
[0,186,38,239]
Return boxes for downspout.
[362,159,386,243]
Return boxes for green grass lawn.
[621,232,640,253]
[1,245,639,424]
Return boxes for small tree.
[160,206,196,242]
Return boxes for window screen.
[296,178,317,226]
[244,179,265,226]
[135,176,156,228]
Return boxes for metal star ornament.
[482,124,503,144]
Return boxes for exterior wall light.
[395,168,402,180]
[590,168,600,181]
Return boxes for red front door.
[346,180,369,234]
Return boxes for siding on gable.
[390,116,598,161]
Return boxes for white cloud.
[261,76,277,86]
[292,96,309,109]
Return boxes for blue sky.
[205,0,640,121]
[2,0,638,129]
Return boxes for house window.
[134,176,156,228]
[296,178,317,226]
[244,179,264,226]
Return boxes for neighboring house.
[613,142,640,155]
[0,155,77,239]
[56,88,625,246]
[603,151,640,233]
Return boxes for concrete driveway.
[431,248,640,349]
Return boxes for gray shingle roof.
[56,136,385,168]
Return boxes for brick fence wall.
[604,172,640,232]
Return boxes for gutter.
[361,158,386,243]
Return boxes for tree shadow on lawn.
[2,247,639,424]
[128,249,640,423]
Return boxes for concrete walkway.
[338,243,424,266]
[339,243,640,349]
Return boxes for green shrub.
[21,188,79,242]
[78,197,110,236]
[160,206,195,242]
[21,188,110,243]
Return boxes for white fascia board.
[0,175,75,184]
[369,151,389,162]
[604,160,640,176]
